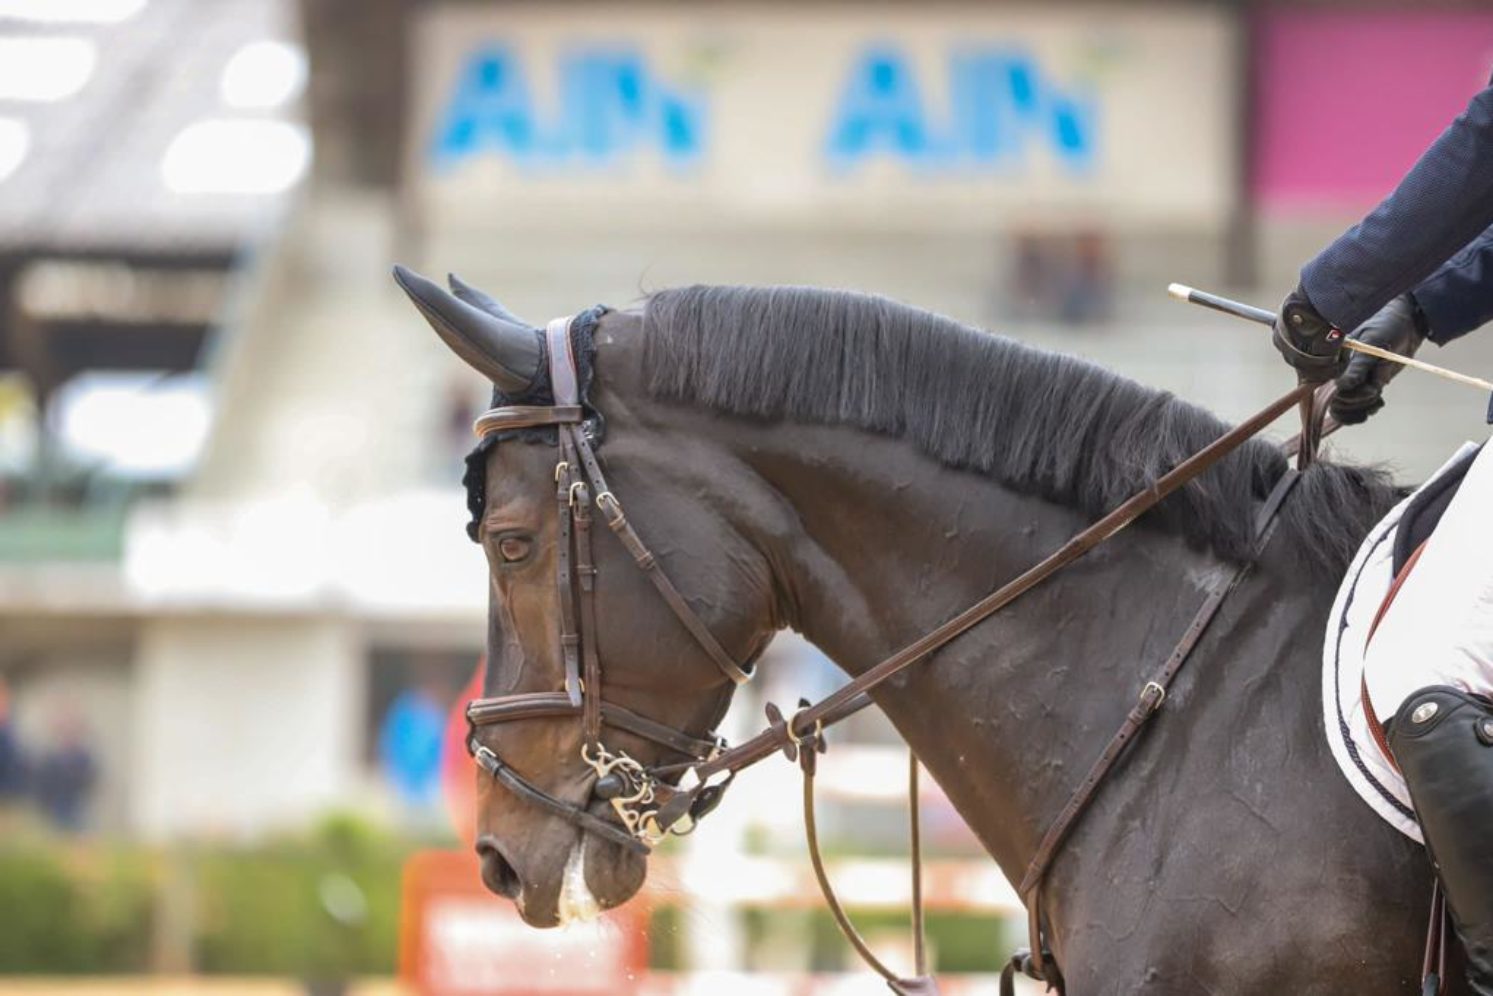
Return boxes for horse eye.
[497,536,532,563]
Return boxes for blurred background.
[0,0,1490,993]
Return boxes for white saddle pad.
[1322,443,1480,845]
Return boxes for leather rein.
[464,312,1316,992]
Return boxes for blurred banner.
[409,3,1236,230]
[1255,11,1493,211]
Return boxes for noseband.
[465,315,751,855]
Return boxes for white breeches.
[1363,437,1493,722]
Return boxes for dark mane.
[641,285,1404,577]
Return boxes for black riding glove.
[1329,293,1427,425]
[1272,286,1346,383]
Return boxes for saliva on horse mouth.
[557,845,601,924]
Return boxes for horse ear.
[447,272,531,328]
[392,265,542,396]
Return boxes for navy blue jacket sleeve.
[1412,224,1493,344]
[1300,82,1493,333]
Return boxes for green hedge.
[0,815,1013,977]
[194,814,409,978]
[0,814,412,977]
[0,841,153,972]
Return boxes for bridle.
[463,310,1320,993]
[464,314,752,856]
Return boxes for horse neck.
[728,418,1241,878]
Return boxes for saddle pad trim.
[1322,441,1481,844]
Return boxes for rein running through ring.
[464,312,1316,994]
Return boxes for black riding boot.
[1390,685,1493,995]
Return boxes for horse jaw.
[557,845,601,924]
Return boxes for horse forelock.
[639,284,1405,580]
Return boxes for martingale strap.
[1011,462,1302,988]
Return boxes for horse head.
[395,266,778,927]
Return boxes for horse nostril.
[475,836,521,900]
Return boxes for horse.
[396,269,1449,994]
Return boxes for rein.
[464,312,1315,992]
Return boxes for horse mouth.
[474,831,649,928]
[475,836,521,901]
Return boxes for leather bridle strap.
[476,405,584,435]
[466,695,721,760]
[556,431,583,707]
[1012,461,1302,986]
[472,743,648,854]
[573,471,604,742]
[465,313,750,853]
[570,433,753,686]
[674,381,1315,796]
[793,394,1308,995]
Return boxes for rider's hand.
[1329,294,1427,425]
[1272,286,1346,383]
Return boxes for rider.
[1273,76,1493,993]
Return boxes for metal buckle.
[707,733,729,761]
[1139,681,1167,712]
[594,491,622,525]
[472,744,501,776]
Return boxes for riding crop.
[1168,283,1493,396]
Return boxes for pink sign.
[1254,12,1493,210]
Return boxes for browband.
[474,405,584,437]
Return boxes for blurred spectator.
[378,678,448,810]
[0,679,25,804]
[1060,230,1114,324]
[1006,229,1052,322]
[1004,230,1114,326]
[33,708,96,831]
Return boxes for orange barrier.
[399,850,649,996]
[400,848,1020,996]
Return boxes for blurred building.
[0,0,1490,837]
